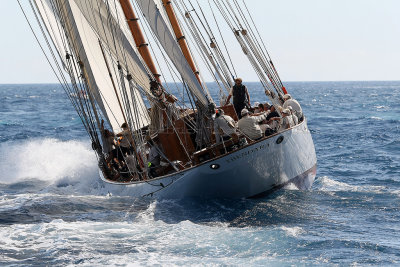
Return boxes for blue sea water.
[0,81,399,266]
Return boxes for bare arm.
[253,113,266,123]
[225,94,232,106]
[100,119,105,133]
[267,117,280,124]
[245,87,250,106]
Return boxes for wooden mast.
[119,0,161,84]
[161,0,202,87]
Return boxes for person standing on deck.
[224,78,251,119]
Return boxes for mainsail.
[136,0,210,106]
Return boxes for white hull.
[99,119,317,199]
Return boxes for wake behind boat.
[20,0,316,198]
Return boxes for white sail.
[153,0,175,34]
[72,0,152,94]
[34,0,68,67]
[56,0,150,131]
[136,0,210,106]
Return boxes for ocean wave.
[316,176,386,193]
[371,116,383,120]
[280,226,304,237]
[0,138,98,185]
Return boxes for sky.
[0,0,399,83]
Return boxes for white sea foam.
[283,183,299,190]
[280,226,304,237]
[0,138,98,185]
[318,176,385,193]
[376,105,387,109]
[0,217,290,266]
[317,176,359,192]
[371,116,383,120]
[391,190,400,197]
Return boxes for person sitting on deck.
[146,136,163,178]
[116,123,133,155]
[213,108,237,143]
[288,106,299,125]
[258,104,276,136]
[237,108,271,140]
[283,94,303,121]
[100,120,115,156]
[100,120,122,167]
[253,101,261,113]
[263,102,271,112]
[278,108,295,131]
[257,103,266,114]
[264,105,280,131]
[224,78,251,119]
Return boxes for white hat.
[241,108,249,116]
[254,101,260,107]
[282,108,291,114]
[283,94,291,100]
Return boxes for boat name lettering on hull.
[225,143,267,163]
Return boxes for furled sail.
[52,0,150,131]
[136,0,210,106]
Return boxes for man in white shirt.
[214,109,237,143]
[288,106,298,125]
[283,94,303,121]
[237,108,271,140]
[278,108,295,131]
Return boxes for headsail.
[51,0,151,131]
[34,0,69,68]
[71,0,152,93]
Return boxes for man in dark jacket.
[224,78,251,119]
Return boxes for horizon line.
[1,80,400,85]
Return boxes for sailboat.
[20,0,317,198]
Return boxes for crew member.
[214,108,237,143]
[116,122,133,158]
[224,78,251,119]
[283,94,303,121]
[237,108,271,140]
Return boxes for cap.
[241,108,249,116]
[283,94,291,100]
